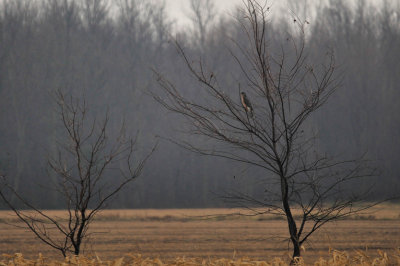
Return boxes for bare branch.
[0,90,153,257]
[153,0,379,262]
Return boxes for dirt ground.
[0,205,399,263]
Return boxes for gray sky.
[164,0,387,30]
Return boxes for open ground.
[0,204,399,264]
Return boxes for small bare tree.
[0,90,154,257]
[154,0,378,261]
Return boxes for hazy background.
[0,0,399,209]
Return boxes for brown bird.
[240,92,253,116]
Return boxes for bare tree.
[0,0,39,203]
[188,0,216,49]
[154,0,378,261]
[0,90,154,257]
[81,0,109,33]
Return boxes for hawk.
[240,92,253,116]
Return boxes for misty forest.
[0,0,399,210]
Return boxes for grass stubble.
[0,204,399,265]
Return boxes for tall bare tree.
[188,0,216,49]
[0,90,154,257]
[154,0,378,261]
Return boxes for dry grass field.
[0,204,399,264]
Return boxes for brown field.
[0,204,399,264]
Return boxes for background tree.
[153,0,379,260]
[187,0,216,50]
[0,90,154,257]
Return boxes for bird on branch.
[240,92,253,117]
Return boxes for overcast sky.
[163,0,387,31]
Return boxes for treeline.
[0,0,398,209]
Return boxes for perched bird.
[240,92,253,116]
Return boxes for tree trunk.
[280,175,301,262]
[291,239,301,263]
[74,246,80,256]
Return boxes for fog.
[0,0,399,209]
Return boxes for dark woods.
[0,0,399,209]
